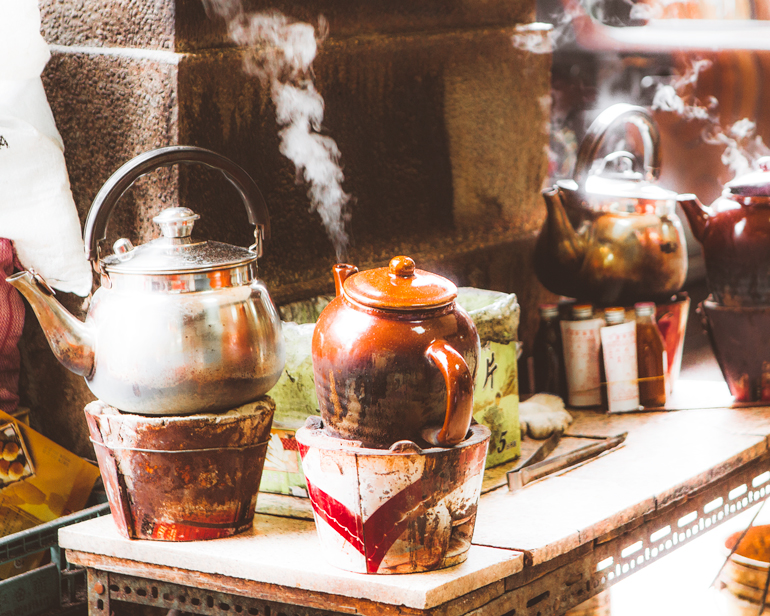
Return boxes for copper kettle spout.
[677,194,710,244]
[540,186,585,269]
[533,186,586,300]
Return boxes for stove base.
[296,419,490,574]
[84,398,275,541]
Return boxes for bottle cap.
[634,302,656,317]
[604,307,626,325]
[539,303,559,319]
[572,304,594,320]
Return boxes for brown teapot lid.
[725,157,770,197]
[343,256,457,310]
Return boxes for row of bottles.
[532,301,667,412]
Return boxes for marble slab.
[59,513,523,610]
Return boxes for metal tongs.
[507,431,628,492]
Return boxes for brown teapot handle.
[422,339,474,447]
[84,146,270,262]
[573,103,661,187]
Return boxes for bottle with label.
[560,304,602,407]
[533,303,567,398]
[635,302,667,408]
[600,307,639,413]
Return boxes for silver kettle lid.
[102,207,257,275]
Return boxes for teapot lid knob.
[389,255,416,278]
[345,255,456,310]
[152,207,200,238]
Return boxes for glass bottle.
[635,302,667,408]
[561,304,602,407]
[533,303,567,398]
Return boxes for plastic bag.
[0,0,91,296]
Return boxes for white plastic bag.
[0,0,92,296]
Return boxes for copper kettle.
[678,157,770,307]
[534,103,688,305]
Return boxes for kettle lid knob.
[152,207,200,238]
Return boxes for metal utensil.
[507,432,628,492]
[509,429,564,473]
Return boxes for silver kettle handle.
[573,103,661,187]
[84,146,270,262]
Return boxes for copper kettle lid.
[567,104,676,202]
[343,256,457,311]
[559,151,677,201]
[725,157,770,197]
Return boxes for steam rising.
[533,0,769,186]
[203,1,351,261]
[650,60,770,178]
[511,23,554,55]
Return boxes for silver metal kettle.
[8,146,285,415]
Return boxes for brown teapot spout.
[333,263,359,296]
[677,194,710,244]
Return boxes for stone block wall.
[25,0,552,456]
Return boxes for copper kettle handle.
[422,339,474,447]
[84,146,270,262]
[573,103,661,187]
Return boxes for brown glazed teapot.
[535,103,688,306]
[311,256,480,449]
[678,157,770,307]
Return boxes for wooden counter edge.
[65,549,513,616]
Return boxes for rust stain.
[328,370,345,418]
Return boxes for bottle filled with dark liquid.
[533,303,567,398]
[635,302,667,408]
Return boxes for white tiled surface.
[59,513,523,610]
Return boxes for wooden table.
[60,398,770,616]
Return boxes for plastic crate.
[0,502,111,616]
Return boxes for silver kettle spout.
[6,271,95,378]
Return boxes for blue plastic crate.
[0,502,111,616]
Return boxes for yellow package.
[0,410,100,579]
